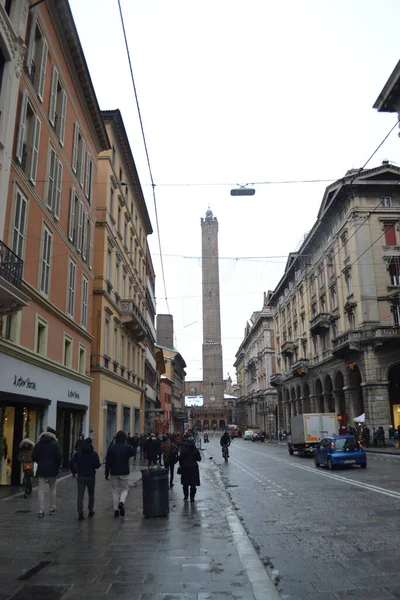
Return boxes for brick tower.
[201,209,224,406]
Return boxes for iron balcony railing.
[0,240,23,289]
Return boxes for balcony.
[332,326,400,357]
[0,241,29,317]
[292,358,309,377]
[281,340,295,356]
[332,330,361,357]
[310,312,331,335]
[270,373,282,387]
[120,299,147,341]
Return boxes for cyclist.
[220,430,231,458]
[18,438,35,498]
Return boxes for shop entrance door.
[105,403,117,456]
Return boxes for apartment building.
[269,163,400,434]
[144,244,158,432]
[0,0,109,483]
[89,109,152,459]
[234,293,277,434]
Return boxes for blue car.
[314,435,367,470]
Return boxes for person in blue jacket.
[70,437,100,521]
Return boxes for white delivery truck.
[288,413,338,457]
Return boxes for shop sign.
[13,375,37,390]
[68,390,80,400]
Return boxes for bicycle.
[22,462,34,498]
[222,445,229,462]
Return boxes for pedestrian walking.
[18,438,35,498]
[31,426,62,518]
[145,433,160,467]
[69,437,101,521]
[178,437,201,502]
[139,434,146,460]
[74,433,85,453]
[161,435,178,488]
[105,430,135,518]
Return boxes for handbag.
[177,466,182,475]
[23,461,34,472]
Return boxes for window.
[84,153,93,202]
[345,272,353,296]
[35,316,47,356]
[72,122,86,184]
[107,248,112,281]
[11,189,27,258]
[124,219,128,247]
[110,186,114,219]
[63,334,72,368]
[46,147,62,219]
[49,67,67,144]
[16,90,41,184]
[123,273,126,298]
[320,295,326,313]
[81,275,88,328]
[310,276,316,297]
[389,261,400,286]
[68,188,83,249]
[127,342,131,372]
[104,317,110,355]
[40,226,52,295]
[384,222,397,246]
[341,233,348,258]
[115,260,120,295]
[318,265,325,288]
[114,325,118,362]
[79,345,86,374]
[348,311,355,329]
[118,205,121,233]
[130,234,133,258]
[112,146,116,166]
[327,252,334,277]
[381,196,392,208]
[330,287,337,309]
[25,15,48,101]
[312,336,318,356]
[301,340,307,359]
[2,313,18,342]
[301,313,305,333]
[121,335,125,367]
[331,320,338,339]
[82,212,88,260]
[67,258,76,317]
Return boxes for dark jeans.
[165,463,175,486]
[77,476,95,514]
[183,485,196,500]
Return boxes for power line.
[117,0,171,321]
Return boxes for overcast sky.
[70,0,400,381]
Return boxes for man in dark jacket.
[70,438,101,521]
[105,430,134,517]
[144,433,160,467]
[32,426,62,518]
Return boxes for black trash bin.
[141,468,169,517]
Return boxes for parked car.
[252,432,265,442]
[244,430,254,440]
[314,435,367,470]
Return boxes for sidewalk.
[0,456,281,600]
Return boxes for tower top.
[201,209,217,224]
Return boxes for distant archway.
[219,419,226,431]
[203,419,210,430]
[324,375,334,412]
[348,365,364,423]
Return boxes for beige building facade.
[269,164,400,434]
[90,109,152,460]
[234,294,277,435]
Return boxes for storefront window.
[0,407,14,485]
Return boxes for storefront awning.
[0,391,50,406]
[57,401,88,411]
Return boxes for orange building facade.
[0,0,109,484]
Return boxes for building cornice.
[0,338,93,384]
[102,110,153,234]
[45,0,110,153]
[90,364,145,391]
[373,60,400,112]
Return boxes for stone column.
[309,395,317,412]
[343,386,358,424]
[284,402,290,431]
[361,381,390,431]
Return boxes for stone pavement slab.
[0,456,280,600]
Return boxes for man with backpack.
[69,437,101,521]
[161,434,179,488]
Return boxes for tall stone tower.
[201,209,224,406]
